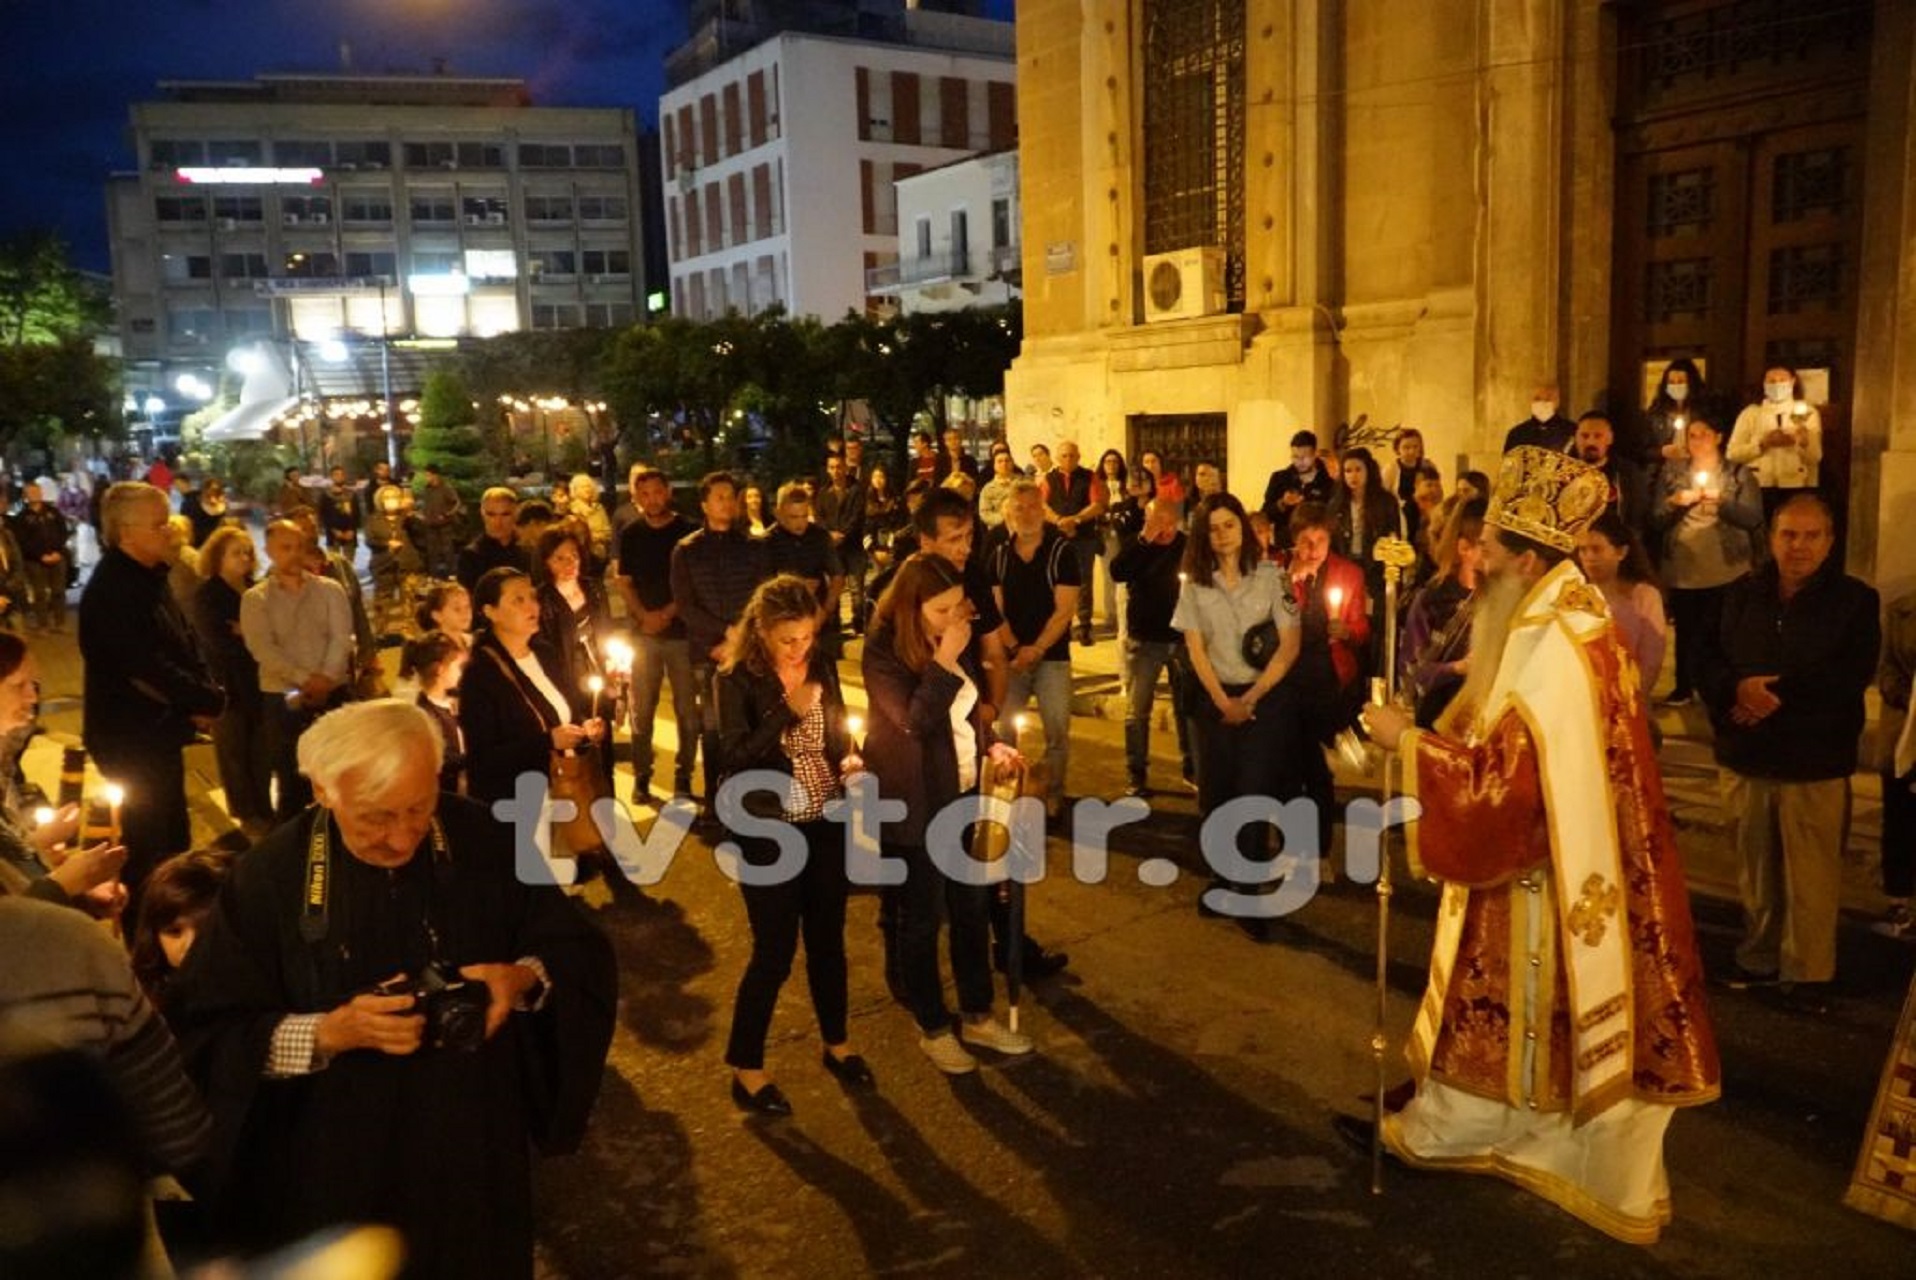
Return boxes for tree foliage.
[0,232,120,452]
[407,370,495,512]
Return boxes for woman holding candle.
[0,633,126,913]
[534,525,617,792]
[1646,357,1708,464]
[1650,412,1764,705]
[459,566,606,807]
[1328,447,1406,636]
[863,554,1031,1074]
[716,574,869,1113]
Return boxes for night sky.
[2,0,1015,274]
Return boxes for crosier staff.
[1365,535,1419,1194]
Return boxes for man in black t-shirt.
[614,466,700,803]
[991,480,1083,816]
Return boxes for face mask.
[1668,383,1689,403]
[1764,382,1792,404]
[1532,401,1557,422]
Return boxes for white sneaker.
[960,1015,1035,1056]
[919,1032,978,1075]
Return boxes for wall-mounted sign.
[175,167,325,186]
[1045,241,1077,275]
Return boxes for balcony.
[867,250,974,293]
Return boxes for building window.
[584,302,635,327]
[532,249,578,278]
[686,188,704,256]
[582,250,631,278]
[892,72,922,145]
[411,251,462,276]
[405,141,458,170]
[161,254,212,283]
[461,196,510,226]
[532,303,582,330]
[225,308,274,336]
[577,195,627,223]
[752,165,774,241]
[940,77,969,149]
[722,83,743,157]
[456,142,505,169]
[343,193,395,223]
[166,306,219,346]
[209,140,263,167]
[281,195,332,226]
[526,194,575,223]
[156,196,207,224]
[150,140,206,169]
[700,94,720,167]
[275,140,333,167]
[219,253,270,280]
[950,209,970,272]
[991,197,1012,249]
[333,140,391,170]
[704,182,723,253]
[211,196,265,224]
[410,194,455,224]
[728,173,748,247]
[1142,0,1246,311]
[915,217,933,260]
[522,142,570,169]
[283,251,339,278]
[748,71,769,148]
[574,144,624,168]
[344,251,397,279]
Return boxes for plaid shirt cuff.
[515,956,552,1013]
[265,1014,328,1077]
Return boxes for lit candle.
[1326,585,1345,614]
[1693,471,1711,491]
[1792,400,1808,418]
[586,674,605,720]
[845,713,864,752]
[603,638,634,678]
[1672,413,1686,431]
[32,806,54,829]
[1013,713,1031,755]
[103,783,124,844]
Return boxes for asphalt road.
[28,612,1914,1276]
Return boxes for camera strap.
[299,808,452,943]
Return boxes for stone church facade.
[1005,0,1916,590]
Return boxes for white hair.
[568,472,600,503]
[298,699,444,799]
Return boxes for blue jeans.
[999,659,1072,796]
[629,633,698,793]
[1123,638,1183,785]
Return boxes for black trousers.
[1884,766,1916,900]
[88,740,191,918]
[1667,584,1729,699]
[724,821,851,1070]
[1193,681,1304,883]
[891,840,994,1036]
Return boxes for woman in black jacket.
[190,526,273,828]
[862,554,1029,1076]
[458,567,606,812]
[716,574,868,1115]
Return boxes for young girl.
[130,849,230,1010]
[401,630,470,795]
[414,580,474,650]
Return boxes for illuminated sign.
[175,167,326,186]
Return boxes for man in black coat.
[1502,381,1577,454]
[79,482,224,907]
[1702,493,1880,1008]
[457,486,531,591]
[169,700,615,1278]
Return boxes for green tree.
[0,232,120,453]
[407,370,495,513]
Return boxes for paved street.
[27,617,1916,1277]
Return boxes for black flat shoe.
[731,1078,793,1116]
[821,1051,876,1087]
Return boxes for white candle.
[103,783,125,844]
[1326,586,1345,613]
[603,638,634,677]
[1693,471,1711,490]
[845,713,864,751]
[586,674,605,720]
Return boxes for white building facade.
[881,148,1019,314]
[659,13,1015,322]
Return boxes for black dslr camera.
[378,963,490,1053]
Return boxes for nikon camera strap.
[300,809,451,943]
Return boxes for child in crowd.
[401,630,469,795]
[130,849,231,1011]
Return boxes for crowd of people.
[0,359,1907,1270]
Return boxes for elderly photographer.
[168,700,616,1277]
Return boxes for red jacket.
[1289,551,1371,689]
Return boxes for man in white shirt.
[241,520,354,817]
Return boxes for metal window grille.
[1142,0,1246,312]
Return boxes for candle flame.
[33,806,54,827]
[586,675,605,694]
[846,714,864,738]
[1693,471,1710,488]
[103,784,125,807]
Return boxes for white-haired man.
[168,699,616,1275]
[1360,448,1720,1244]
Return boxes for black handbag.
[1241,618,1280,669]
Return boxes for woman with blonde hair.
[716,574,868,1113]
[191,526,274,828]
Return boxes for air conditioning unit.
[466,214,487,226]
[1142,247,1226,322]
[486,212,506,225]
[311,211,329,225]
[284,213,303,225]
[336,162,358,172]
[217,217,239,231]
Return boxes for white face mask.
[1764,382,1793,404]
[1532,401,1557,422]
[1667,382,1689,403]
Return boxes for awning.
[202,395,301,443]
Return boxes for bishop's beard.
[1448,568,1529,733]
